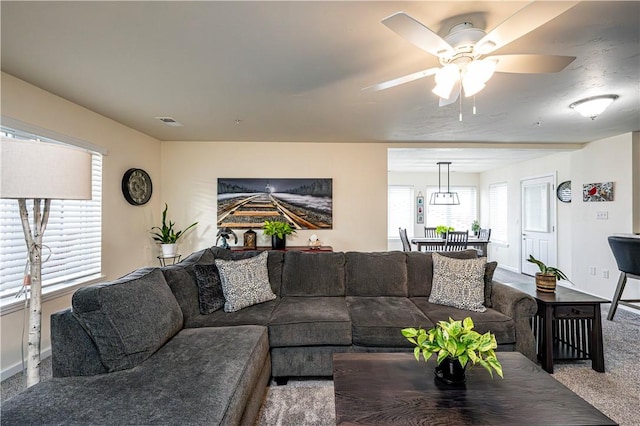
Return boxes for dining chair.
[424,227,438,238]
[478,228,491,241]
[443,231,469,251]
[607,235,640,320]
[399,227,412,252]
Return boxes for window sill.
[0,274,105,316]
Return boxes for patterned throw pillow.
[429,253,487,312]
[215,251,276,312]
[193,264,225,314]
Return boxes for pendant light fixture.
[429,162,460,205]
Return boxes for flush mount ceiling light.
[569,95,619,120]
[429,162,460,206]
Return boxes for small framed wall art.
[583,182,614,202]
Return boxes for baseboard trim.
[1,347,51,381]
[497,265,519,273]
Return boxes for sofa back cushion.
[180,248,215,265]
[345,252,407,296]
[406,250,479,297]
[72,268,183,372]
[281,252,346,296]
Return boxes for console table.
[230,246,333,252]
[503,281,608,374]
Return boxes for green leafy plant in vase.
[435,225,454,239]
[151,203,198,257]
[263,220,296,249]
[471,220,481,236]
[527,254,571,293]
[401,317,503,385]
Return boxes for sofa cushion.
[346,296,434,347]
[161,264,201,325]
[429,253,487,312]
[187,299,279,328]
[72,268,183,372]
[215,251,277,312]
[281,252,345,296]
[180,248,215,265]
[193,264,225,314]
[411,297,516,344]
[2,325,270,425]
[210,247,284,296]
[406,250,479,297]
[345,252,407,296]
[269,297,352,347]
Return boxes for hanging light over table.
[429,162,460,205]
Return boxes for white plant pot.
[161,243,177,257]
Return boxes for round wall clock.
[556,180,572,203]
[122,168,153,205]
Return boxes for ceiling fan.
[365,2,578,107]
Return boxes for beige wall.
[1,73,162,376]
[160,141,388,254]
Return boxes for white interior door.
[521,175,557,276]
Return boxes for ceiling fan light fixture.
[462,60,496,97]
[569,94,619,120]
[432,64,459,99]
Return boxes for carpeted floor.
[3,268,639,425]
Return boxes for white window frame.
[489,182,508,244]
[1,123,105,314]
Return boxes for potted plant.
[527,254,571,293]
[435,225,454,239]
[263,220,296,249]
[401,317,503,385]
[471,220,481,236]
[151,203,198,257]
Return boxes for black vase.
[271,235,286,250]
[434,357,466,385]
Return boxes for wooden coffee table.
[333,352,616,425]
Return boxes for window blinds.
[425,186,477,231]
[489,183,508,243]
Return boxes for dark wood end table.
[503,281,609,374]
[333,352,616,425]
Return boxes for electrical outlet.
[596,211,608,220]
[589,266,596,275]
[603,269,609,279]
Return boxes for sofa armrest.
[490,282,537,362]
[51,308,107,377]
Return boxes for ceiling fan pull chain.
[473,96,477,115]
[459,92,463,122]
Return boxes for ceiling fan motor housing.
[441,22,486,64]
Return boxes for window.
[425,186,477,231]
[388,186,414,238]
[0,128,102,305]
[489,183,508,243]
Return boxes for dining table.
[410,237,490,256]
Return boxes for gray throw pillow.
[429,253,487,312]
[193,264,225,314]
[215,251,276,312]
[484,261,498,308]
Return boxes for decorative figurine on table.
[216,227,237,249]
[308,233,322,249]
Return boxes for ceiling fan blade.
[362,68,439,92]
[438,84,460,107]
[473,2,579,56]
[382,12,456,58]
[490,54,576,73]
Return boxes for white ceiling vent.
[155,117,183,127]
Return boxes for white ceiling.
[1,1,639,170]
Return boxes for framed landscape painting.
[217,178,333,229]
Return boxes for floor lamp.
[0,138,92,387]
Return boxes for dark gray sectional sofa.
[2,247,537,425]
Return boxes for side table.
[157,254,181,266]
[503,281,608,374]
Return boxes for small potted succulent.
[435,225,454,238]
[151,203,198,257]
[527,254,571,293]
[262,220,296,249]
[402,317,503,385]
